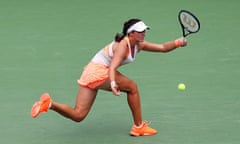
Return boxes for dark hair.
[114,18,142,42]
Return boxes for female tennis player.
[31,18,187,136]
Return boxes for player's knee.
[71,111,87,122]
[72,115,86,122]
[128,80,139,94]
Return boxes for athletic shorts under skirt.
[77,62,109,89]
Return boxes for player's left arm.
[139,38,187,53]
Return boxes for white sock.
[135,122,144,128]
[48,101,52,109]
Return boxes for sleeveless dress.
[78,37,138,89]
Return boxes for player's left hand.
[111,81,121,96]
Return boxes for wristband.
[174,37,186,47]
[110,81,117,89]
[174,39,181,48]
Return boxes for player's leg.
[115,72,142,126]
[98,71,143,125]
[31,86,98,122]
[98,72,142,125]
[50,86,98,122]
[98,71,157,136]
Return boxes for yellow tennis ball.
[178,83,186,91]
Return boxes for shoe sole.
[130,132,157,136]
[31,102,41,118]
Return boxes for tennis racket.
[178,10,200,37]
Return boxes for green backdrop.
[1,0,240,144]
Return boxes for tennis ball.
[178,83,186,91]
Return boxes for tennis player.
[31,18,187,136]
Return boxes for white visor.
[127,21,150,33]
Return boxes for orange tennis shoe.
[31,93,52,118]
[129,121,157,136]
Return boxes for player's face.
[133,30,146,42]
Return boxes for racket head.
[178,10,200,37]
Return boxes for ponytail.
[114,33,125,42]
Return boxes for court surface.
[1,0,240,144]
